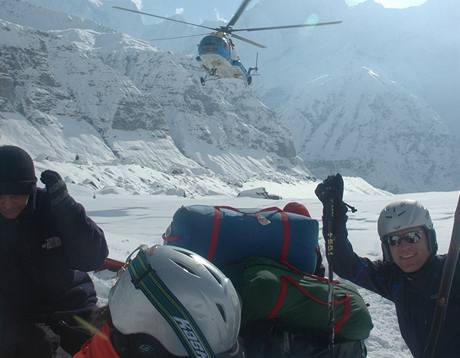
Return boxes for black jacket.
[0,188,108,350]
[331,214,460,358]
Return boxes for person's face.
[388,227,431,273]
[0,195,29,219]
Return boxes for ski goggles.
[383,230,423,247]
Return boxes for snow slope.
[75,180,458,358]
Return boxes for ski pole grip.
[325,198,336,260]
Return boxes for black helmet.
[0,145,37,195]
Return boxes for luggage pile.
[163,203,372,357]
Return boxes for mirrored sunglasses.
[384,231,423,247]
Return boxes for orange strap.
[73,324,119,358]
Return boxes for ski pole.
[325,197,336,358]
[424,194,460,358]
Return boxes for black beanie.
[0,145,37,195]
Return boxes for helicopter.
[113,0,341,85]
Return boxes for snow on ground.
[66,181,459,358]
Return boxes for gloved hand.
[40,170,69,207]
[315,174,350,255]
[314,173,344,204]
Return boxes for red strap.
[162,236,180,242]
[334,294,352,334]
[208,207,222,261]
[283,275,349,306]
[279,211,290,263]
[216,205,291,263]
[268,277,289,319]
[208,206,284,261]
[281,275,351,334]
[282,261,339,283]
[215,205,283,215]
[95,258,124,273]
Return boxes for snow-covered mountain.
[135,0,460,192]
[234,0,460,192]
[0,1,311,197]
[281,66,458,193]
[1,0,459,194]
[236,0,459,134]
[19,0,144,35]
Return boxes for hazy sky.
[140,0,428,22]
[346,0,427,7]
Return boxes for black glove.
[314,173,344,204]
[40,170,69,207]
[315,174,351,256]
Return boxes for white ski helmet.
[109,245,241,356]
[377,199,437,261]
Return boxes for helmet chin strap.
[382,242,393,263]
[427,229,438,256]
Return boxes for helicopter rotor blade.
[112,6,218,31]
[232,34,266,48]
[150,33,212,41]
[232,20,342,32]
[226,0,253,28]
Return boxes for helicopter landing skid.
[200,76,219,86]
[200,68,218,86]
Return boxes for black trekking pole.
[324,197,336,358]
[316,174,356,358]
[423,194,460,358]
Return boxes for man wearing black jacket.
[315,174,460,358]
[0,145,108,357]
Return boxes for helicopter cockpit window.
[200,36,227,53]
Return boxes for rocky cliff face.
[0,1,310,196]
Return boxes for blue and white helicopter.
[114,0,341,85]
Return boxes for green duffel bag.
[227,257,373,342]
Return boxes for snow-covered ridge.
[121,0,459,193]
[237,0,460,193]
[0,5,312,196]
[0,0,111,33]
[281,65,459,193]
[16,0,144,35]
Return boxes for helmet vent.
[205,266,222,285]
[397,210,406,217]
[171,259,200,278]
[216,303,227,322]
[173,248,194,257]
